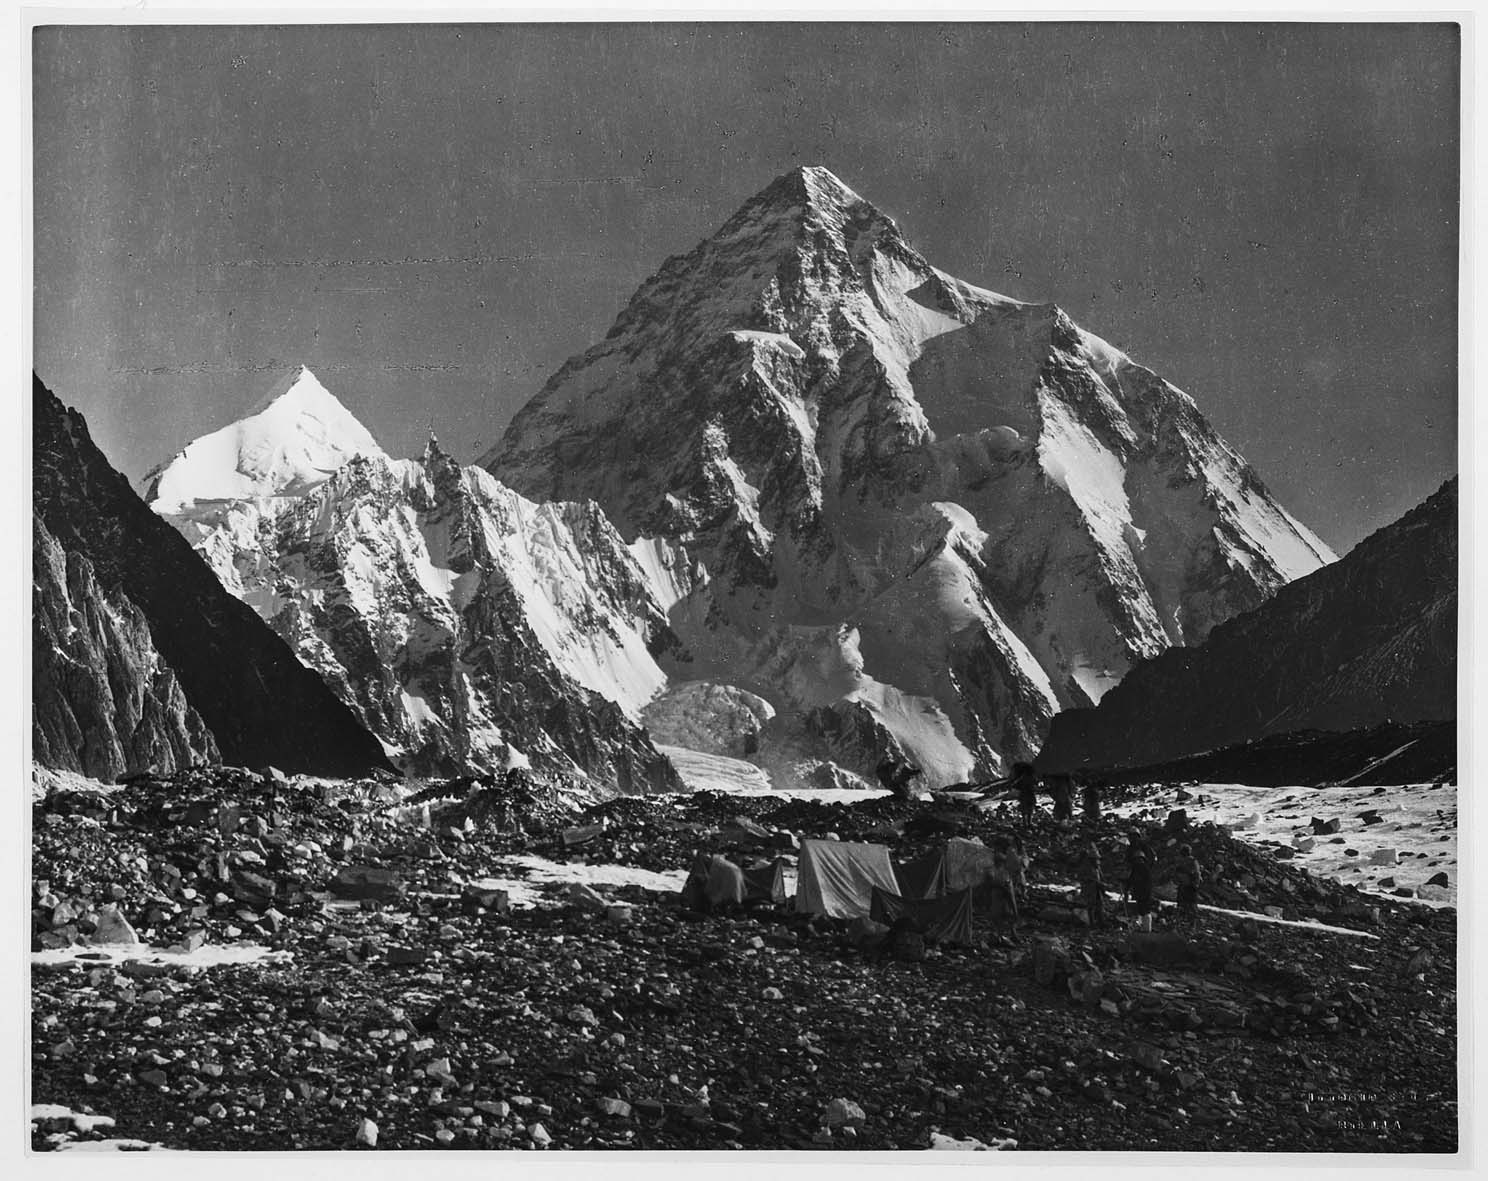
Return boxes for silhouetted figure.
[1082,778,1104,825]
[1049,773,1074,823]
[1079,844,1107,928]
[1010,762,1039,824]
[1002,834,1028,913]
[1124,836,1156,932]
[1175,843,1202,922]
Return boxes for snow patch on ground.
[31,1104,116,1134]
[464,855,689,908]
[32,942,294,969]
[1111,781,1456,907]
[52,1139,178,1153]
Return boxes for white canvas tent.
[794,839,901,919]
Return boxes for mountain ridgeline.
[486,165,1334,786]
[123,167,1349,793]
[32,374,393,780]
[142,368,682,791]
[1038,479,1457,774]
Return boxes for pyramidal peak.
[759,164,866,209]
[742,164,890,233]
[246,364,339,416]
[143,366,386,513]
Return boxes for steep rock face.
[33,514,219,780]
[144,373,681,791]
[33,374,391,778]
[487,166,1334,785]
[1039,479,1456,772]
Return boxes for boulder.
[461,884,511,914]
[1032,937,1071,987]
[562,823,605,847]
[91,903,139,945]
[568,883,610,913]
[824,1098,866,1127]
[329,866,405,902]
[843,917,885,951]
[1127,931,1191,966]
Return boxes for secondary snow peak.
[141,367,387,513]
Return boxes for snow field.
[1110,781,1456,907]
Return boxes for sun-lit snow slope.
[141,367,386,513]
[487,165,1334,786]
[1111,781,1456,909]
[147,378,681,791]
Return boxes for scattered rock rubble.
[31,767,1456,1152]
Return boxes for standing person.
[1124,836,1156,932]
[1078,844,1107,928]
[1082,777,1104,826]
[1011,762,1039,826]
[1049,774,1074,824]
[1175,843,1202,922]
[1002,834,1028,914]
[986,838,1020,933]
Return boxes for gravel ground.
[30,770,1456,1153]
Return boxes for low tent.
[869,885,977,946]
[794,839,900,919]
[679,852,747,911]
[897,838,1010,911]
[742,858,788,905]
[897,847,951,900]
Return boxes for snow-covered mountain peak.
[142,367,387,513]
[751,165,870,216]
[488,167,1339,785]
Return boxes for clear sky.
[32,21,1458,552]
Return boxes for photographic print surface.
[30,20,1458,1155]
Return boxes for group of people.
[1002,761,1105,827]
[991,762,1205,931]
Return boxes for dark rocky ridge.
[32,514,219,779]
[32,373,392,779]
[1039,479,1456,773]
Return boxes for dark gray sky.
[33,22,1458,552]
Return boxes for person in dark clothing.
[1175,843,1201,921]
[1078,844,1107,928]
[1049,773,1074,823]
[1002,834,1028,913]
[1124,836,1156,931]
[1082,778,1104,825]
[1011,762,1039,825]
